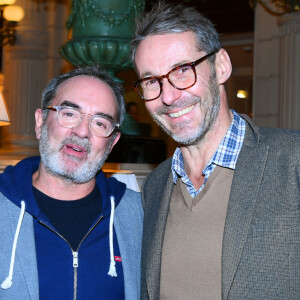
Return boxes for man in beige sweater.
[131,2,300,299]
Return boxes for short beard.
[151,70,220,146]
[39,124,112,184]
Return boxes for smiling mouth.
[66,145,84,153]
[169,104,195,118]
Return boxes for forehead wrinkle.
[58,100,114,121]
[136,32,203,79]
[55,76,118,121]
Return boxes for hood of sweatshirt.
[0,156,127,290]
[0,156,126,218]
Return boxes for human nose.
[71,115,92,138]
[160,78,182,106]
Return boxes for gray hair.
[131,2,221,66]
[41,65,126,125]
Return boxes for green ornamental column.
[59,0,145,82]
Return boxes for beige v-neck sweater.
[160,165,234,300]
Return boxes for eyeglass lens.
[57,107,114,137]
[137,64,196,101]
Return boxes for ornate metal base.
[59,37,133,82]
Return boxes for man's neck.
[32,164,96,200]
[180,109,233,189]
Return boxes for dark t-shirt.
[33,185,102,250]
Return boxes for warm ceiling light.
[0,0,16,5]
[3,5,24,22]
[0,3,24,46]
[237,90,248,99]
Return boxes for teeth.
[72,147,82,152]
[169,105,194,118]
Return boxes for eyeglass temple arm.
[44,106,57,111]
[191,51,217,67]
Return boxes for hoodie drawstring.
[1,200,26,290]
[107,196,117,277]
[1,197,117,285]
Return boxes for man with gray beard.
[39,125,113,184]
[0,65,143,300]
[131,3,300,300]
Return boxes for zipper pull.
[73,251,78,268]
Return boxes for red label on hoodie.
[114,256,122,262]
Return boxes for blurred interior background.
[0,0,299,179]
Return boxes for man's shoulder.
[147,157,172,180]
[143,157,172,193]
[242,115,300,148]
[257,126,300,150]
[0,191,13,211]
[242,123,300,167]
[115,188,143,228]
[117,188,143,213]
[153,157,172,172]
[257,124,300,138]
[122,188,141,203]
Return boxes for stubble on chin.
[39,124,110,184]
[150,73,220,146]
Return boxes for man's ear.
[108,132,121,154]
[215,49,232,85]
[35,108,43,140]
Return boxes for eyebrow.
[59,100,115,122]
[60,100,80,109]
[96,112,114,122]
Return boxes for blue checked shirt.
[172,110,246,198]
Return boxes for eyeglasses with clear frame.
[133,51,217,101]
[45,106,119,138]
